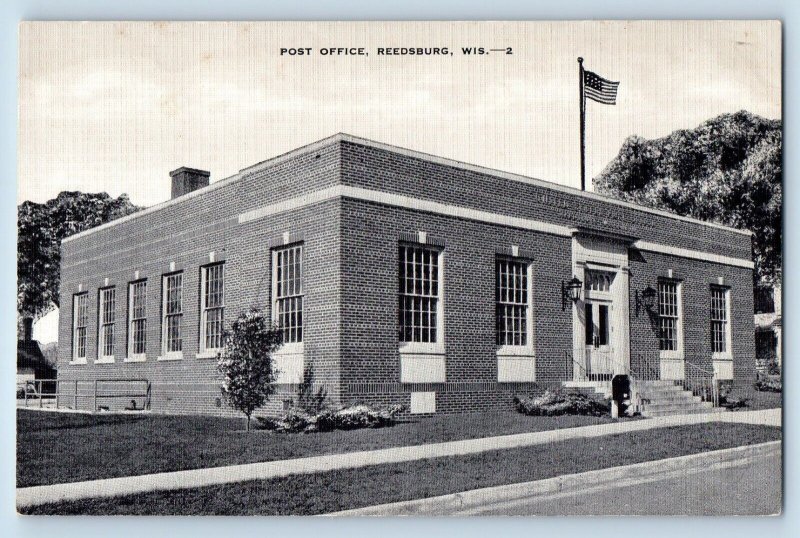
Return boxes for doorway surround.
[570,227,635,380]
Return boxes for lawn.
[17,408,621,487]
[21,422,781,515]
[726,386,782,411]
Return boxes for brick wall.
[58,136,755,416]
[339,198,571,412]
[339,140,752,260]
[58,142,343,416]
[629,250,756,389]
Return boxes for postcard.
[16,21,782,516]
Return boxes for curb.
[16,409,780,509]
[327,441,781,516]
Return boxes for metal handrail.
[631,351,661,381]
[17,378,151,412]
[681,361,719,407]
[565,347,624,381]
[565,350,587,381]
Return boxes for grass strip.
[21,422,781,515]
[18,409,619,487]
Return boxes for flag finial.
[578,57,583,64]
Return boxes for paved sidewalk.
[16,408,781,509]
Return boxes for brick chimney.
[170,167,210,199]
[18,316,33,342]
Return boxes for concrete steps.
[562,379,727,418]
[562,380,612,399]
[638,382,725,417]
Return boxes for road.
[466,449,781,516]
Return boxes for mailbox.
[611,374,631,417]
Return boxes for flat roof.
[63,133,753,243]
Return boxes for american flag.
[583,69,619,105]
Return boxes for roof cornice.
[63,132,752,244]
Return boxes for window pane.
[74,293,89,358]
[658,282,679,351]
[598,304,609,346]
[495,259,529,346]
[585,270,614,292]
[584,303,593,344]
[710,287,728,353]
[99,288,115,356]
[399,245,441,343]
[76,327,86,358]
[202,265,225,350]
[129,281,147,356]
[163,274,183,353]
[274,246,303,343]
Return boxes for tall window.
[98,287,116,358]
[72,293,88,360]
[201,264,225,351]
[399,244,441,343]
[162,273,183,354]
[658,281,681,352]
[274,245,303,344]
[710,286,730,354]
[128,281,147,357]
[496,258,530,346]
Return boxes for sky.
[18,21,781,342]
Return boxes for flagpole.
[578,57,586,191]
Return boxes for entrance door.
[584,301,613,378]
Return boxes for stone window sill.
[399,342,445,356]
[157,353,184,362]
[496,346,535,358]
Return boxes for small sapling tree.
[217,308,283,431]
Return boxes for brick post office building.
[57,134,756,416]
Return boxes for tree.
[217,309,283,431]
[18,191,141,322]
[594,110,782,284]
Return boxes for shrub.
[317,404,405,431]
[767,361,782,376]
[257,404,406,433]
[720,395,750,410]
[513,390,609,417]
[295,364,330,415]
[755,378,782,393]
[715,383,748,410]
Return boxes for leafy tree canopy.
[18,191,141,320]
[594,110,781,284]
[218,309,283,431]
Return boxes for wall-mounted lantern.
[635,285,657,315]
[562,277,583,310]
